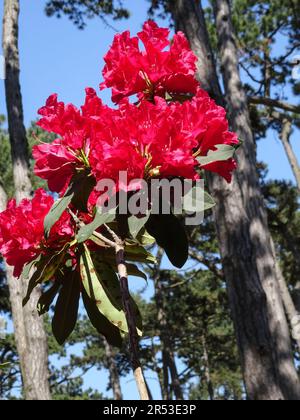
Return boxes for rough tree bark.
[170,0,300,400]
[280,118,300,193]
[2,0,51,400]
[104,338,123,400]
[271,241,300,352]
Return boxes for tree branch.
[189,251,224,280]
[105,224,149,400]
[249,96,300,114]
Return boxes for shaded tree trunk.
[293,282,300,314]
[271,241,300,352]
[202,334,214,401]
[170,0,300,400]
[150,338,165,400]
[104,338,123,400]
[2,0,51,400]
[280,118,300,193]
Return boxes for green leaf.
[80,246,142,336]
[136,229,156,246]
[37,280,62,316]
[80,247,128,334]
[21,255,41,280]
[82,288,123,348]
[44,193,73,238]
[23,247,67,307]
[146,214,189,268]
[124,244,157,264]
[183,187,216,212]
[44,171,96,237]
[93,244,156,268]
[197,144,236,167]
[126,264,148,281]
[77,208,116,243]
[128,213,150,239]
[52,269,81,345]
[94,261,143,335]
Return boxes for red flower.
[0,189,74,277]
[33,139,78,193]
[101,20,198,103]
[176,89,239,182]
[87,90,238,189]
[88,97,198,191]
[33,91,101,194]
[37,94,86,149]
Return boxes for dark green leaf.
[37,280,62,316]
[44,171,96,237]
[23,248,67,307]
[82,288,123,348]
[70,172,96,213]
[126,264,148,281]
[146,214,189,268]
[52,269,81,345]
[124,244,157,264]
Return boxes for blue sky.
[0,0,300,401]
[0,0,298,183]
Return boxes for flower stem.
[115,242,149,400]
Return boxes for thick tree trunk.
[280,119,300,193]
[2,0,51,400]
[104,338,123,400]
[170,0,300,400]
[2,0,31,203]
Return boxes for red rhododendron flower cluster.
[33,87,238,198]
[0,20,239,279]
[0,189,74,277]
[101,20,199,103]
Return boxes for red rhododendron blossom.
[89,91,238,187]
[33,91,105,194]
[0,189,74,277]
[88,97,199,191]
[101,20,198,103]
[33,139,79,193]
[173,88,239,182]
